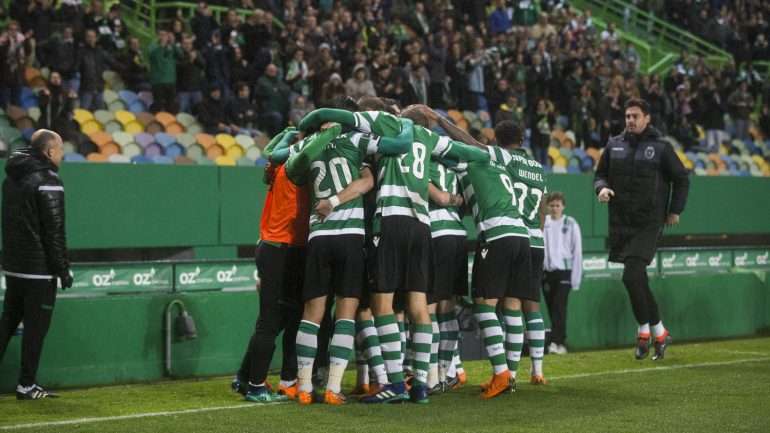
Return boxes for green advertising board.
[733,248,770,269]
[68,264,173,294]
[659,249,732,275]
[175,262,258,291]
[582,254,658,279]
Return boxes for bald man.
[0,129,71,400]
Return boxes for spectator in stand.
[77,29,117,111]
[543,192,582,356]
[728,80,754,141]
[426,32,448,109]
[255,63,290,135]
[148,29,181,113]
[37,71,79,143]
[495,93,526,126]
[26,0,55,66]
[531,98,555,166]
[119,36,150,92]
[225,81,260,136]
[203,30,233,100]
[465,37,491,112]
[177,35,206,114]
[230,45,252,93]
[48,26,79,92]
[319,72,346,108]
[345,64,377,101]
[0,21,26,109]
[191,1,219,51]
[195,84,228,134]
[171,18,186,45]
[489,0,513,36]
[285,49,310,99]
[288,94,315,127]
[405,52,429,105]
[696,75,726,151]
[98,4,127,52]
[760,103,770,138]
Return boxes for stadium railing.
[120,0,284,44]
[571,0,733,70]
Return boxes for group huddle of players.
[248,95,548,405]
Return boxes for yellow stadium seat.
[216,133,236,149]
[226,144,245,159]
[74,109,94,125]
[548,146,561,160]
[80,119,103,135]
[115,110,136,126]
[215,155,236,166]
[124,121,144,134]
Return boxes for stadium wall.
[0,162,768,251]
[0,271,767,392]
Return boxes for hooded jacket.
[594,126,690,263]
[2,149,69,279]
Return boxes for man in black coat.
[0,130,72,400]
[594,98,690,361]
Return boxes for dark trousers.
[238,242,304,384]
[543,270,571,345]
[151,83,177,113]
[0,276,57,387]
[621,256,660,326]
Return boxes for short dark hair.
[625,98,650,115]
[380,97,400,115]
[494,120,522,148]
[30,129,59,155]
[357,96,387,112]
[546,191,566,205]
[400,107,429,128]
[235,81,249,92]
[324,96,359,111]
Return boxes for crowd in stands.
[0,0,769,171]
[640,0,770,66]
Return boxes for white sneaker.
[556,344,569,354]
[547,342,559,354]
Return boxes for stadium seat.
[177,133,197,148]
[226,144,245,159]
[107,99,127,112]
[6,106,27,121]
[195,155,215,166]
[27,107,41,122]
[89,131,112,147]
[206,143,225,159]
[125,121,144,134]
[134,132,155,148]
[155,132,176,148]
[94,110,114,125]
[196,133,216,149]
[215,155,236,166]
[186,144,204,160]
[62,141,75,154]
[104,120,123,134]
[144,142,164,157]
[128,101,147,114]
[103,89,119,104]
[151,155,174,164]
[100,142,121,157]
[63,153,86,162]
[176,113,196,128]
[135,111,155,127]
[186,124,202,135]
[481,128,495,142]
[155,112,176,127]
[80,119,103,135]
[174,156,196,165]
[118,90,139,106]
[86,152,108,162]
[138,91,154,107]
[246,146,262,161]
[130,155,153,164]
[112,131,133,147]
[122,143,142,158]
[165,143,185,159]
[108,154,131,163]
[215,133,236,149]
[235,134,255,149]
[165,122,185,134]
[14,116,35,131]
[115,110,136,126]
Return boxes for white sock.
[653,322,666,339]
[638,323,650,336]
[327,362,346,394]
[279,379,296,388]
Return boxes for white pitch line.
[547,356,770,381]
[2,357,770,431]
[0,402,285,431]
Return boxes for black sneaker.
[16,384,58,400]
[428,382,444,395]
[652,332,671,361]
[231,375,247,395]
[635,337,650,360]
[445,375,460,390]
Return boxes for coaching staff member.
[0,129,72,400]
[594,98,689,361]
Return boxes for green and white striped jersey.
[291,131,380,240]
[428,159,466,238]
[506,148,547,248]
[455,145,528,242]
[351,111,453,227]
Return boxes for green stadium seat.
[246,146,262,161]
[186,144,205,160]
[104,120,123,134]
[176,113,196,127]
[108,154,131,163]
[177,133,196,148]
[195,155,214,165]
[94,110,114,125]
[122,143,142,158]
[108,100,127,112]
[103,89,119,104]
[186,124,202,135]
[112,131,133,147]
[237,157,254,166]
[62,141,76,154]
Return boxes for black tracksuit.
[0,149,69,387]
[594,126,690,325]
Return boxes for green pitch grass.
[1,337,769,433]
